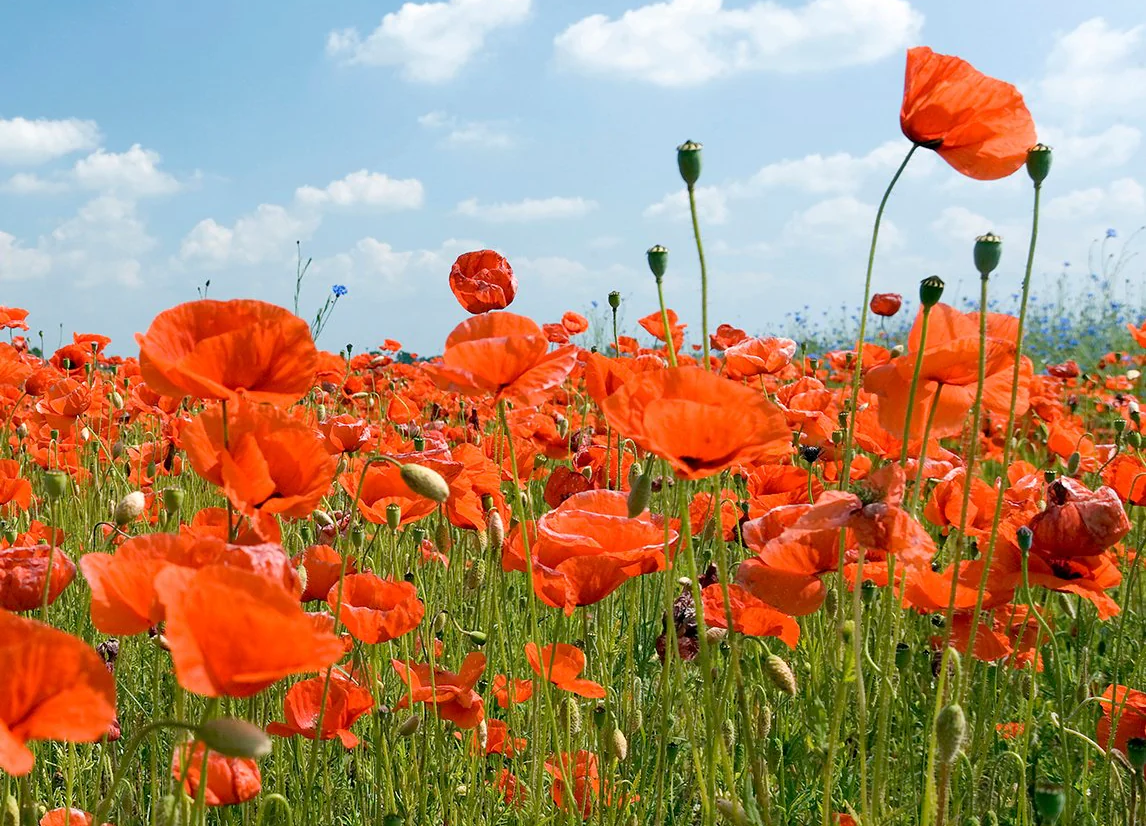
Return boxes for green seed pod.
[1127,430,1142,449]
[1032,783,1065,824]
[676,140,703,187]
[764,654,797,696]
[198,717,273,759]
[973,232,1003,278]
[646,245,669,281]
[608,290,622,310]
[895,642,912,670]
[610,727,629,761]
[935,704,967,764]
[399,463,450,504]
[42,469,69,500]
[1026,143,1052,185]
[412,435,425,452]
[627,467,653,518]
[919,275,946,308]
[162,487,185,516]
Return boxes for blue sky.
[1,0,1144,356]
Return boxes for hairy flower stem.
[899,305,934,467]
[962,180,1043,693]
[687,183,711,370]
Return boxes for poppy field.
[4,44,1146,826]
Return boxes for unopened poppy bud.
[113,490,146,527]
[313,510,335,529]
[486,510,505,550]
[385,503,401,531]
[627,468,653,518]
[432,610,449,634]
[647,245,669,281]
[715,798,748,826]
[840,620,854,644]
[400,463,450,504]
[676,140,703,186]
[764,654,797,695]
[15,423,27,439]
[895,642,911,670]
[1026,143,1052,185]
[398,715,420,736]
[436,521,452,553]
[1066,451,1081,476]
[974,232,1003,277]
[160,487,184,516]
[757,701,772,740]
[464,628,487,646]
[464,559,487,591]
[109,390,125,410]
[706,626,728,644]
[198,717,273,760]
[42,470,69,500]
[610,727,629,761]
[560,697,582,735]
[1032,783,1065,824]
[111,439,125,460]
[919,275,946,307]
[608,290,622,310]
[1016,526,1033,553]
[935,703,966,764]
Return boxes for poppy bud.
[840,620,854,644]
[715,798,748,826]
[432,610,449,634]
[463,628,487,646]
[399,463,450,504]
[313,510,335,529]
[757,702,772,740]
[1127,736,1146,771]
[1016,526,1033,553]
[1065,451,1081,476]
[608,290,622,310]
[1032,783,1065,824]
[436,521,452,553]
[397,715,420,736]
[1026,143,1052,185]
[646,245,669,281]
[973,232,1003,277]
[764,654,797,695]
[198,717,273,760]
[895,642,911,670]
[676,140,703,186]
[464,559,486,591]
[870,292,903,317]
[935,703,966,764]
[627,468,653,518]
[113,490,146,527]
[559,697,582,735]
[162,487,184,516]
[610,727,629,761]
[111,439,126,459]
[385,504,401,531]
[487,510,505,551]
[706,626,728,644]
[919,275,946,307]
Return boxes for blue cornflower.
[332,284,348,297]
[1106,228,1117,238]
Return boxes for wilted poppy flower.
[496,769,528,807]
[449,250,517,314]
[923,467,997,537]
[0,544,76,611]
[392,652,486,729]
[525,642,605,698]
[600,367,791,480]
[266,667,374,747]
[154,564,344,698]
[870,293,903,317]
[181,401,335,526]
[172,741,261,806]
[137,299,318,406]
[1028,478,1130,558]
[327,573,424,644]
[0,610,117,775]
[900,46,1037,180]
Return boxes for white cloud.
[554,0,922,87]
[1038,124,1142,171]
[737,140,916,195]
[0,117,100,165]
[784,195,902,247]
[1041,18,1146,115]
[930,206,997,245]
[1044,178,1146,222]
[48,196,156,288]
[72,144,181,197]
[1,172,68,195]
[295,169,425,210]
[644,185,729,224]
[418,111,514,149]
[456,195,597,222]
[315,237,481,287]
[326,0,532,82]
[179,204,321,269]
[0,231,52,281]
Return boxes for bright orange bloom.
[458,718,527,757]
[525,642,605,699]
[392,652,486,729]
[492,674,534,708]
[318,414,371,455]
[600,366,791,480]
[638,309,685,351]
[0,610,117,775]
[154,564,344,698]
[561,311,589,335]
[1097,685,1146,763]
[449,250,517,314]
[327,573,424,644]
[923,467,997,537]
[266,667,374,747]
[701,582,800,648]
[900,46,1037,180]
[0,343,33,388]
[0,545,76,612]
[172,741,261,806]
[293,544,355,602]
[339,459,441,527]
[0,307,29,330]
[721,336,797,380]
[426,312,577,407]
[546,750,636,818]
[1103,453,1146,506]
[39,809,108,826]
[137,299,318,406]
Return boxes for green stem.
[654,277,678,368]
[91,720,199,825]
[899,304,933,467]
[687,183,711,369]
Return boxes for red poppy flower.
[1028,478,1130,558]
[0,545,76,612]
[638,309,685,351]
[1097,685,1146,760]
[426,312,577,407]
[900,46,1037,180]
[710,323,748,351]
[318,414,371,455]
[0,343,33,389]
[266,667,374,747]
[172,741,261,806]
[600,367,791,480]
[721,337,797,380]
[154,564,344,698]
[339,459,441,527]
[561,311,589,335]
[137,299,318,406]
[546,750,635,817]
[449,250,517,314]
[392,652,486,729]
[1103,453,1146,506]
[0,307,29,331]
[327,573,424,644]
[458,718,527,757]
[492,674,534,708]
[39,809,109,826]
[701,582,800,648]
[293,544,356,602]
[0,610,117,775]
[525,642,605,698]
[870,293,903,317]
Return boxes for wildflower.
[267,667,374,747]
[0,544,76,611]
[448,250,517,314]
[327,573,424,644]
[870,293,903,317]
[525,642,606,698]
[392,652,486,729]
[1028,477,1130,558]
[332,284,348,297]
[171,741,261,806]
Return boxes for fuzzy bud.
[198,717,273,759]
[610,727,629,761]
[715,798,748,826]
[764,654,797,695]
[113,490,147,527]
[627,467,653,518]
[400,463,450,504]
[935,704,967,764]
[486,509,505,550]
[398,715,420,736]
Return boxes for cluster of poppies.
[1,44,1145,826]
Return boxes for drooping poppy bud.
[646,245,669,281]
[198,718,273,760]
[399,463,450,504]
[1026,143,1052,185]
[936,704,966,764]
[919,275,945,307]
[113,491,146,527]
[973,232,1003,277]
[870,292,903,317]
[764,654,796,695]
[676,141,702,186]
